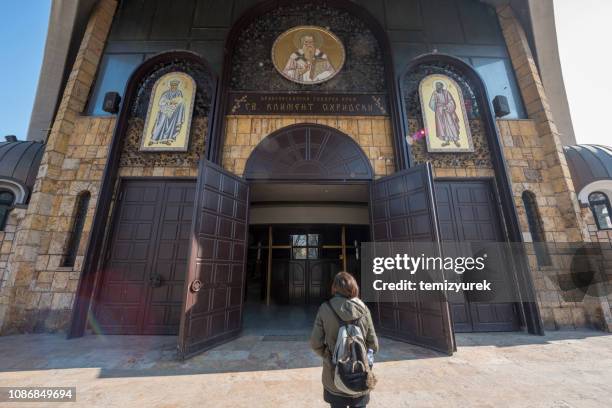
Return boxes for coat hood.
[328,295,369,321]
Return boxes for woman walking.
[310,272,379,408]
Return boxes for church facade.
[0,0,611,357]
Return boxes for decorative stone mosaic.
[230,2,386,93]
[407,118,493,169]
[119,117,207,168]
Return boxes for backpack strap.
[326,300,359,326]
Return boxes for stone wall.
[499,118,612,331]
[0,208,27,327]
[496,5,611,331]
[222,115,395,178]
[497,5,587,243]
[0,116,115,333]
[0,0,119,333]
[581,207,612,326]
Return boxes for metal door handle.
[190,279,202,292]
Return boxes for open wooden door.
[369,163,455,355]
[178,160,249,359]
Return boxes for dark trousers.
[324,389,369,408]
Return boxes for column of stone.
[497,4,588,243]
[0,0,118,333]
[497,5,612,331]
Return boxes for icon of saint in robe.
[429,81,461,147]
[149,79,185,145]
[282,33,335,83]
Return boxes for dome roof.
[564,144,612,193]
[0,140,45,202]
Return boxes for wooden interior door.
[177,160,249,359]
[435,180,519,332]
[370,164,455,355]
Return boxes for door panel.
[178,160,249,359]
[94,180,194,335]
[270,258,339,305]
[370,164,455,355]
[435,180,519,332]
[142,182,195,334]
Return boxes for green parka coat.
[309,295,379,397]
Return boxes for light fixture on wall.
[102,92,122,114]
[493,95,511,118]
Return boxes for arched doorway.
[180,123,455,358]
[244,123,374,181]
[69,51,217,340]
[399,54,542,335]
[243,124,373,334]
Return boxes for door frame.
[68,51,218,338]
[398,54,544,336]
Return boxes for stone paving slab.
[0,331,610,407]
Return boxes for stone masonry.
[497,4,612,331]
[222,115,395,178]
[0,208,27,327]
[0,0,119,333]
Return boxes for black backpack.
[326,301,376,395]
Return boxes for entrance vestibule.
[242,181,370,334]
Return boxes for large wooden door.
[94,179,195,335]
[435,180,519,332]
[178,160,249,359]
[370,164,455,355]
[143,181,196,334]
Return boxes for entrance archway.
[244,124,374,181]
[242,124,373,335]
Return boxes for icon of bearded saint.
[282,33,335,83]
[428,81,461,147]
[149,79,185,145]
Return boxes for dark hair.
[331,272,359,298]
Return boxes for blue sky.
[0,1,609,145]
[0,1,51,140]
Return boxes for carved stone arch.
[244,124,373,181]
[399,53,544,336]
[209,0,407,169]
[69,50,218,338]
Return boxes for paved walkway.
[0,330,611,407]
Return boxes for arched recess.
[0,179,28,205]
[244,124,373,181]
[208,0,408,169]
[399,53,544,335]
[69,51,218,338]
